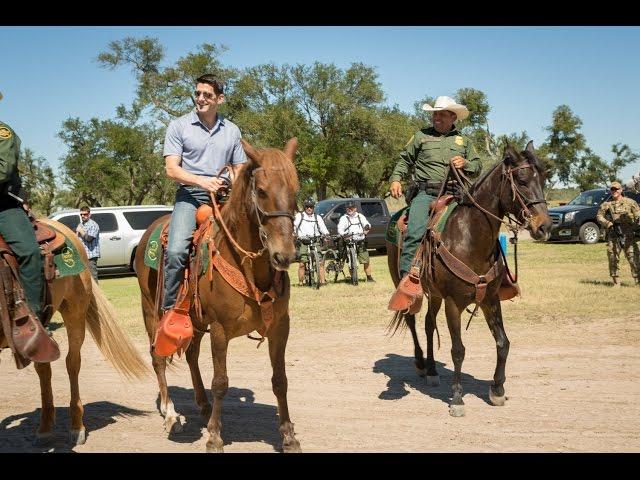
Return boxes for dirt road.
[1,316,638,452]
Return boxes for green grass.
[50,240,638,337]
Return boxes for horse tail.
[85,276,149,380]
[385,311,408,337]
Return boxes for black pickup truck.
[314,198,391,252]
[547,188,640,244]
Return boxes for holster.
[404,181,419,205]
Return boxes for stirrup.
[388,272,423,313]
[153,308,194,357]
[11,302,60,364]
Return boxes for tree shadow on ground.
[162,386,281,451]
[373,353,492,406]
[0,401,148,452]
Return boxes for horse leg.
[425,296,443,386]
[205,322,228,453]
[405,313,426,376]
[268,314,301,453]
[186,330,211,419]
[480,300,510,406]
[60,298,88,446]
[151,351,182,434]
[33,362,55,446]
[444,297,466,417]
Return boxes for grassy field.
[53,240,638,338]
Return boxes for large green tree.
[19,148,56,216]
[542,105,587,186]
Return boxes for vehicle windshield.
[567,190,609,206]
[314,201,339,216]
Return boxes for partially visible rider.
[0,91,59,362]
[337,200,374,282]
[293,197,330,286]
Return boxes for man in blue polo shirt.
[156,73,247,356]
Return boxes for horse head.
[233,137,300,271]
[501,141,552,241]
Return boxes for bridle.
[500,163,548,230]
[452,160,546,233]
[211,165,295,262]
[249,166,296,250]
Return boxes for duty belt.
[416,180,456,195]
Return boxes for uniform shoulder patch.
[0,126,12,140]
[455,136,464,146]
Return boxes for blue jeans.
[162,186,211,310]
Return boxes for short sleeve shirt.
[163,110,247,180]
[79,218,100,259]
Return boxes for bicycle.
[342,234,361,286]
[298,236,323,289]
[323,235,346,284]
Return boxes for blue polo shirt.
[163,110,246,179]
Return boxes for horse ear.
[283,137,298,162]
[525,140,535,153]
[503,144,519,165]
[241,139,262,164]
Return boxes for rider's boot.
[12,300,60,365]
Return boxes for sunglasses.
[610,187,620,191]
[194,90,215,100]
[80,213,90,216]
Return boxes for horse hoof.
[164,416,183,434]
[69,428,86,446]
[33,432,54,447]
[426,375,440,386]
[206,441,224,453]
[489,388,506,406]
[449,404,465,417]
[414,365,427,377]
[283,438,302,453]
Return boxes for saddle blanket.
[385,202,458,246]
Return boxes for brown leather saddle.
[0,219,65,369]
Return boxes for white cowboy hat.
[422,96,469,122]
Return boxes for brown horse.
[135,138,301,453]
[0,219,148,446]
[387,142,552,417]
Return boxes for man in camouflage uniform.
[596,181,640,287]
[389,96,482,277]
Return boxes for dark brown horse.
[135,138,301,452]
[1,219,148,446]
[387,142,552,417]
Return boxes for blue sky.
[1,26,639,183]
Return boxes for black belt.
[416,181,444,189]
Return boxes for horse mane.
[223,147,299,229]
[471,145,546,194]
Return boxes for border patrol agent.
[0,92,45,324]
[596,181,640,286]
[389,96,482,277]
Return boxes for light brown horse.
[0,219,148,446]
[135,138,301,453]
[387,142,552,417]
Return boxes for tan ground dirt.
[1,316,639,452]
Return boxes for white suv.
[49,205,173,275]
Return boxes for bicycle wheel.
[304,259,312,287]
[323,250,340,283]
[348,246,359,286]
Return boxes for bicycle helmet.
[303,197,316,209]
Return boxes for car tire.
[579,222,601,244]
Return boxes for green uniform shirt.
[389,126,482,183]
[597,196,640,228]
[0,120,21,189]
